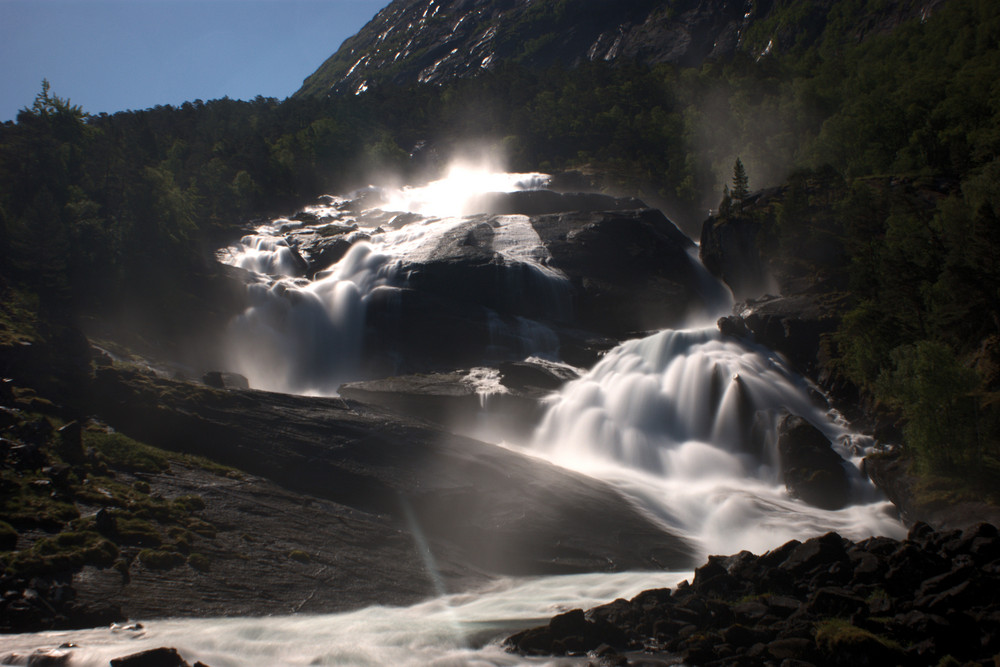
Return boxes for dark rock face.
[91,367,696,582]
[864,448,1000,530]
[339,359,578,441]
[466,190,645,216]
[700,213,768,300]
[507,522,1000,666]
[777,413,850,510]
[718,294,841,380]
[296,0,947,98]
[0,571,123,634]
[530,207,716,334]
[346,197,711,374]
[200,371,249,390]
[298,0,756,97]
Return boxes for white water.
[0,571,687,667]
[527,326,904,558]
[4,167,906,665]
[220,167,568,394]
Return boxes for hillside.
[296,0,946,98]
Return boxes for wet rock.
[91,369,696,581]
[467,190,644,216]
[701,213,768,300]
[338,366,546,442]
[776,414,850,510]
[201,371,249,390]
[505,524,1000,665]
[110,647,191,667]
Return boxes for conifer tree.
[732,157,749,205]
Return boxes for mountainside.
[296,0,946,98]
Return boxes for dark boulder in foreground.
[507,522,1000,666]
[110,647,206,667]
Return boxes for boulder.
[700,213,768,300]
[776,414,850,510]
[339,359,578,444]
[531,207,719,334]
[201,371,249,390]
[863,448,1000,530]
[506,523,1000,665]
[110,647,192,667]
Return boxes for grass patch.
[0,470,80,527]
[138,548,186,570]
[815,618,902,655]
[2,530,118,576]
[187,552,211,571]
[83,431,170,473]
[1,390,229,580]
[112,516,163,547]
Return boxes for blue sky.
[0,0,391,122]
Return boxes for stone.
[766,637,814,661]
[776,414,850,510]
[201,371,249,390]
[56,421,83,463]
[109,647,191,667]
[806,587,867,618]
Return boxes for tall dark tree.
[732,157,749,204]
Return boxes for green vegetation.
[0,405,228,578]
[814,618,903,656]
[137,548,187,570]
[84,431,170,473]
[288,549,312,563]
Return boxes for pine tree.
[732,157,749,203]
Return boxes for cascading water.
[219,166,570,394]
[529,326,905,557]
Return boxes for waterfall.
[529,326,905,557]
[218,169,569,394]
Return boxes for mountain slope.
[296,0,946,98]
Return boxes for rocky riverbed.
[506,522,1000,666]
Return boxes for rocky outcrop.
[507,522,1000,666]
[297,0,758,97]
[466,190,644,216]
[530,206,719,334]
[296,0,946,98]
[864,448,1000,531]
[91,366,695,583]
[700,212,769,301]
[200,371,249,390]
[357,197,715,372]
[777,413,850,511]
[339,359,579,441]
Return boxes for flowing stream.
[2,166,905,666]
